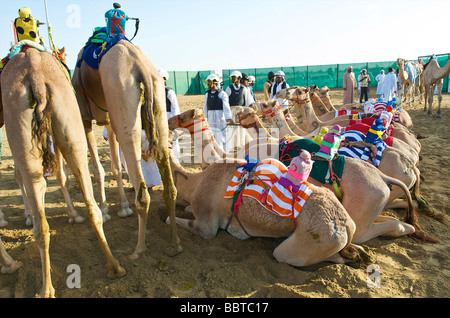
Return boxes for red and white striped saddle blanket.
[224,159,317,221]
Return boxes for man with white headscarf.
[204,74,233,152]
[269,70,290,109]
[225,71,254,150]
[383,68,397,103]
[375,70,385,98]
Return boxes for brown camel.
[397,58,414,106]
[166,149,364,267]
[311,85,415,130]
[0,48,125,297]
[169,108,437,245]
[285,86,421,155]
[72,39,182,259]
[422,56,450,117]
[249,100,320,139]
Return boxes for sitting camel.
[72,38,182,258]
[285,86,421,155]
[309,86,414,130]
[421,56,450,117]
[0,48,125,297]
[169,108,438,245]
[167,147,364,267]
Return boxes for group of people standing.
[203,69,290,152]
[343,66,398,105]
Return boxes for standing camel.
[397,58,413,106]
[422,56,450,118]
[72,39,182,259]
[0,48,125,297]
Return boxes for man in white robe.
[269,70,290,109]
[225,71,254,150]
[375,70,385,98]
[204,74,233,152]
[383,68,397,103]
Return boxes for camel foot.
[68,215,86,224]
[102,213,112,223]
[436,113,442,118]
[1,261,23,274]
[117,207,133,218]
[25,217,33,227]
[165,244,184,257]
[107,264,127,279]
[0,220,8,228]
[184,205,193,213]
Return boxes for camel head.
[168,107,205,131]
[250,100,280,118]
[397,58,406,67]
[237,107,261,129]
[54,47,67,64]
[285,86,310,104]
[319,86,330,94]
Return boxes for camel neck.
[295,98,321,133]
[309,92,328,115]
[169,151,201,202]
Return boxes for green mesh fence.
[69,54,449,95]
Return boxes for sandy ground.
[0,88,449,299]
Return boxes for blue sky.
[1,0,449,74]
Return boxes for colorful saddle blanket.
[224,159,317,222]
[338,130,387,167]
[76,27,131,70]
[279,138,345,187]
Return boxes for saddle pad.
[279,139,345,187]
[76,27,131,70]
[224,159,317,220]
[344,123,393,147]
[338,130,387,167]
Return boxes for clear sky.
[1,0,449,74]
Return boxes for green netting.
[69,54,449,95]
[307,64,338,88]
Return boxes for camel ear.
[193,107,204,119]
[60,47,65,54]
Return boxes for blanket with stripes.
[224,159,317,221]
[338,130,387,167]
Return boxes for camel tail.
[29,80,57,176]
[139,69,158,161]
[384,175,440,244]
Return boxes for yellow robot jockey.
[14,7,44,44]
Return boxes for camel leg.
[107,110,150,260]
[53,146,86,224]
[53,125,126,281]
[273,219,354,267]
[0,207,8,228]
[0,237,22,274]
[14,166,33,226]
[105,124,133,218]
[352,215,415,244]
[427,85,434,116]
[155,142,183,255]
[423,85,428,112]
[83,121,111,222]
[166,200,218,241]
[436,83,443,118]
[17,162,55,297]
